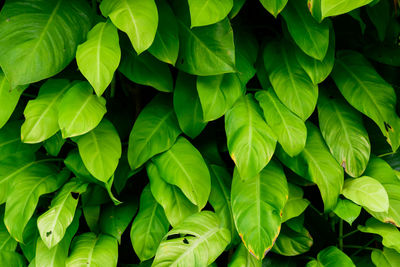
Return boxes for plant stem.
[339,229,360,239]
[308,203,323,216]
[350,238,378,257]
[339,219,343,250]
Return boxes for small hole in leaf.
[384,122,393,132]
[46,231,52,237]
[183,238,189,244]
[71,192,79,199]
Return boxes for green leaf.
[276,123,344,211]
[35,209,81,267]
[234,30,258,87]
[20,216,39,261]
[318,94,370,177]
[66,233,118,267]
[127,94,181,170]
[37,180,87,249]
[332,199,361,225]
[174,2,235,76]
[99,201,138,243]
[208,164,236,242]
[152,136,211,209]
[0,71,27,129]
[259,0,288,17]
[148,0,179,65]
[263,40,318,121]
[4,163,68,242]
[0,251,25,267]
[100,0,158,54]
[197,73,243,122]
[282,184,310,223]
[272,223,313,256]
[147,162,197,227]
[364,156,400,226]
[188,0,233,27]
[358,218,400,253]
[331,50,400,151]
[371,247,400,267]
[225,94,277,180]
[119,46,173,93]
[64,149,95,182]
[174,72,207,139]
[282,0,330,60]
[43,132,65,157]
[76,20,121,96]
[230,0,246,19]
[0,0,91,87]
[21,79,70,143]
[343,176,388,212]
[74,119,122,183]
[130,185,169,261]
[152,211,231,266]
[367,0,390,42]
[306,246,355,267]
[0,212,17,251]
[256,89,306,157]
[228,243,262,267]
[295,23,335,84]
[231,160,288,260]
[308,0,374,22]
[58,81,106,138]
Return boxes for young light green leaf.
[127,94,181,170]
[43,132,65,157]
[295,23,335,84]
[58,81,106,138]
[100,0,158,54]
[259,0,288,17]
[130,186,169,261]
[119,47,173,92]
[208,164,237,242]
[333,199,361,225]
[21,79,70,143]
[272,224,313,256]
[231,160,288,260]
[147,162,197,227]
[318,94,370,177]
[152,211,231,266]
[282,184,310,223]
[282,0,330,60]
[77,20,121,96]
[364,156,400,226]
[256,89,307,157]
[74,119,122,183]
[0,0,91,87]
[358,218,400,253]
[174,2,235,75]
[174,72,207,139]
[188,0,233,27]
[332,50,400,151]
[264,40,318,121]
[228,243,262,267]
[197,73,243,122]
[152,137,211,209]
[99,201,138,243]
[306,246,355,267]
[64,149,96,182]
[37,180,87,249]
[148,0,179,65]
[66,233,118,267]
[5,164,68,242]
[276,123,344,211]
[371,247,400,267]
[308,0,374,22]
[225,94,277,180]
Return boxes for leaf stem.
[378,151,397,157]
[344,245,377,251]
[339,229,359,239]
[308,203,323,216]
[350,238,378,257]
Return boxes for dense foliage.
[0,0,399,266]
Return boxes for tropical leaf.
[259,0,288,17]
[371,247,400,267]
[256,89,307,157]
[73,119,122,183]
[282,184,310,223]
[0,0,91,87]
[225,94,277,180]
[228,243,262,267]
[130,186,169,262]
[231,160,288,260]
[152,211,231,266]
[308,0,374,22]
[234,30,258,86]
[58,81,106,138]
[76,20,121,96]
[358,218,400,253]
[272,223,313,256]
[152,137,211,209]
[188,0,233,27]
[306,246,355,266]
[100,0,158,54]
[331,50,400,151]
[43,132,65,157]
[332,199,361,226]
